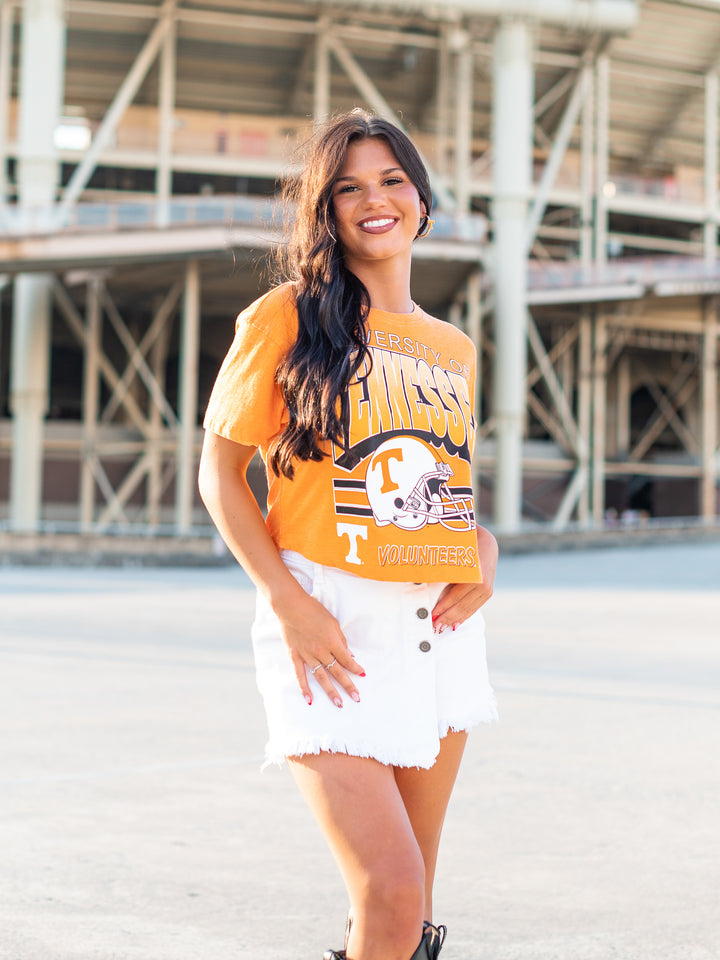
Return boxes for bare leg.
[288,752,425,960]
[393,731,468,922]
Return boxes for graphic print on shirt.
[331,333,476,557]
[364,436,475,531]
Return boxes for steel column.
[594,54,609,266]
[580,65,594,270]
[156,6,176,228]
[314,17,331,123]
[591,313,607,525]
[577,312,592,525]
[0,0,13,215]
[454,30,473,215]
[492,18,533,532]
[704,71,718,268]
[436,24,452,179]
[9,275,53,530]
[701,297,718,520]
[80,275,101,528]
[175,259,200,533]
[148,307,172,527]
[615,353,631,459]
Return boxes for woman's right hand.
[273,587,365,708]
[198,432,365,708]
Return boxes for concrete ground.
[1,542,719,960]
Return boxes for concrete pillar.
[10,276,53,530]
[491,18,533,532]
[175,260,200,533]
[9,0,66,532]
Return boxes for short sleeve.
[203,285,296,449]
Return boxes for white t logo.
[336,523,368,565]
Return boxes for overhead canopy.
[31,0,717,177]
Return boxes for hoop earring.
[416,217,435,238]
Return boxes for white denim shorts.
[251,550,498,770]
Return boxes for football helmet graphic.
[365,437,475,532]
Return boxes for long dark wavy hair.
[267,109,433,479]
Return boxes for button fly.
[416,607,429,619]
[419,640,432,653]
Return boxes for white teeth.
[362,218,394,228]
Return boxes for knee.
[362,857,426,944]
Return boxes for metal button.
[416,607,429,619]
[419,640,432,653]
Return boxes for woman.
[198,109,498,960]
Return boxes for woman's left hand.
[430,525,498,633]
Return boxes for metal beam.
[53,278,151,437]
[454,30,473,215]
[615,353,631,459]
[435,24,453,180]
[57,0,177,223]
[100,284,178,428]
[289,38,315,116]
[591,313,607,525]
[577,312,592,525]
[101,278,182,425]
[580,66,594,270]
[525,64,590,253]
[704,70,719,267]
[80,275,102,528]
[630,360,699,461]
[594,54,609,266]
[552,464,588,530]
[156,7,176,228]
[314,17,331,124]
[175,259,200,533]
[527,312,584,456]
[0,0,12,219]
[701,298,719,520]
[325,31,456,212]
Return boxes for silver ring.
[325,658,337,670]
[310,663,323,675]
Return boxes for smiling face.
[331,137,426,274]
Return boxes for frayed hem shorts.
[251,550,498,770]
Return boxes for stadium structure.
[0,0,719,545]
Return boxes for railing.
[0,195,487,243]
[528,255,720,292]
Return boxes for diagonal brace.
[56,0,177,224]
